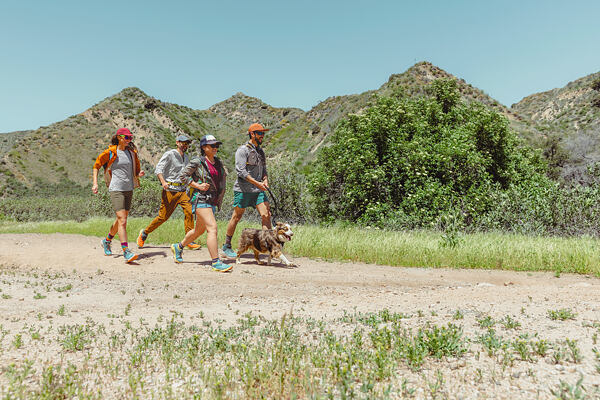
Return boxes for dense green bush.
[476,173,600,236]
[308,79,553,230]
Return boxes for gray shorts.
[109,190,133,212]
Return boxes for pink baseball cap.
[116,128,132,136]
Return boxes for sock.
[121,242,128,250]
[106,234,114,241]
[141,230,148,240]
[178,243,184,250]
[225,235,232,246]
[212,257,219,264]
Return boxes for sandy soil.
[1,233,600,398]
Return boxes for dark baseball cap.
[176,134,192,142]
[200,134,222,146]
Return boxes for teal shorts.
[192,201,216,214]
[233,191,268,209]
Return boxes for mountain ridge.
[2,62,598,195]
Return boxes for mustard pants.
[144,190,194,234]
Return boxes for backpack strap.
[102,148,115,170]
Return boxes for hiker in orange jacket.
[92,128,145,263]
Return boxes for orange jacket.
[93,145,141,188]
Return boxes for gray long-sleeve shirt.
[233,142,267,193]
[154,149,190,192]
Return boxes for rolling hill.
[2,62,598,196]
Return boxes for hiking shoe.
[123,249,138,263]
[101,238,112,256]
[171,243,184,263]
[187,241,201,250]
[212,260,233,273]
[221,244,237,259]
[136,229,146,248]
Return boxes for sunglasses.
[208,144,220,148]
[253,131,265,136]
[120,135,134,140]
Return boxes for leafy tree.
[309,79,549,228]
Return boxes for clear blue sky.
[1,0,599,132]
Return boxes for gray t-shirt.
[108,149,134,192]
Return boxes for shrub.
[309,79,550,229]
[0,178,162,222]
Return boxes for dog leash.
[266,187,279,226]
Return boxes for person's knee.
[205,221,218,233]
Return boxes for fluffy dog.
[235,222,296,267]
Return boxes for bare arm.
[92,168,99,194]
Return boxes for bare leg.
[180,208,218,259]
[109,218,118,237]
[256,201,271,230]
[199,208,218,260]
[226,207,245,237]
[115,210,129,243]
[179,209,207,247]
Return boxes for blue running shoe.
[101,238,112,256]
[171,243,183,263]
[123,249,138,263]
[212,259,233,272]
[221,244,237,259]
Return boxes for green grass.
[1,218,600,275]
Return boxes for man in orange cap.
[222,123,272,258]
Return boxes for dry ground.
[1,233,600,398]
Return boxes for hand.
[139,170,145,177]
[162,182,169,190]
[256,182,267,191]
[92,184,98,194]
[197,182,210,191]
[262,178,269,189]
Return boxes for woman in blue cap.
[170,134,232,272]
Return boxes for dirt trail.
[1,233,600,398]
[1,233,599,321]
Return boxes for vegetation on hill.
[0,61,540,196]
[512,71,600,182]
[309,79,547,228]
[308,79,600,237]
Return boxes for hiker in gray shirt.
[92,128,145,263]
[222,123,272,258]
[137,134,200,250]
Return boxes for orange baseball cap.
[248,123,269,133]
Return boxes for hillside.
[0,61,554,195]
[512,72,600,182]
